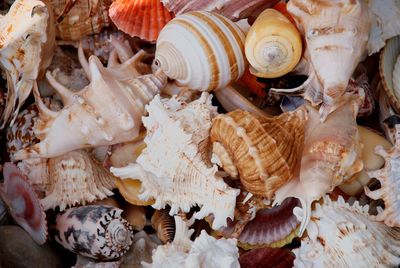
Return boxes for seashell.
[0,163,47,244]
[394,55,400,99]
[14,49,167,159]
[73,256,120,268]
[0,198,9,225]
[0,0,56,126]
[151,209,175,244]
[210,109,306,199]
[339,126,391,196]
[287,0,369,120]
[52,0,112,41]
[93,197,120,208]
[293,195,400,267]
[274,95,364,236]
[245,9,302,79]
[155,11,246,92]
[123,205,146,231]
[116,178,155,206]
[111,93,239,229]
[364,124,400,227]
[109,0,174,42]
[367,0,400,55]
[239,247,295,268]
[143,216,240,267]
[160,0,279,22]
[53,205,134,260]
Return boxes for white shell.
[293,196,400,268]
[155,11,246,91]
[111,93,239,229]
[143,216,240,268]
[365,124,400,227]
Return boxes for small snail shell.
[155,11,246,91]
[245,9,302,78]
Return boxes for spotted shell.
[210,109,307,199]
[53,205,133,260]
[155,11,246,92]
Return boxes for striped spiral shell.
[155,11,246,91]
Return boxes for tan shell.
[123,205,147,231]
[151,209,175,244]
[210,109,307,199]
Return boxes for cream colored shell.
[155,11,246,91]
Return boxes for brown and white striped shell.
[53,205,133,260]
[151,209,175,244]
[210,109,307,199]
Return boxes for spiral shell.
[210,109,307,198]
[155,11,246,91]
[53,205,133,260]
[245,9,302,78]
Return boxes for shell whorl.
[155,11,246,91]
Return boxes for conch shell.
[210,109,306,199]
[245,9,302,78]
[365,124,400,227]
[14,50,167,159]
[0,0,55,125]
[111,93,239,229]
[293,195,400,267]
[155,11,246,92]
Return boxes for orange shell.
[109,0,174,42]
[210,109,306,198]
[115,177,154,206]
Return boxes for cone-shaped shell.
[245,9,302,78]
[155,11,246,91]
[210,109,307,198]
[109,0,174,42]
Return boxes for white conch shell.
[274,94,364,235]
[18,150,115,211]
[143,216,240,268]
[0,0,55,126]
[111,93,239,229]
[293,195,400,268]
[368,0,400,55]
[365,124,400,227]
[14,50,167,159]
[155,11,246,91]
[287,0,369,120]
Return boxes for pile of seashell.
[0,0,400,267]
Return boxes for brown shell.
[210,109,306,198]
[151,209,175,244]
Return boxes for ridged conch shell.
[53,205,133,260]
[293,195,400,267]
[109,0,174,42]
[155,11,246,92]
[143,216,240,268]
[111,93,239,229]
[52,0,112,41]
[0,0,55,125]
[245,9,302,78]
[14,50,167,159]
[19,150,115,211]
[210,109,307,199]
[274,95,364,235]
[287,0,369,120]
[364,124,400,227]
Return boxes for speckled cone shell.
[155,11,246,91]
[210,109,307,199]
[365,124,400,227]
[293,196,400,267]
[53,205,133,260]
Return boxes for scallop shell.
[364,124,400,227]
[210,109,307,199]
[287,0,369,120]
[293,195,400,267]
[53,205,133,260]
[111,93,239,229]
[151,209,175,244]
[0,163,47,245]
[52,0,112,41]
[109,0,174,42]
[143,216,240,268]
[155,11,246,92]
[14,49,167,159]
[245,9,302,78]
[0,0,56,126]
